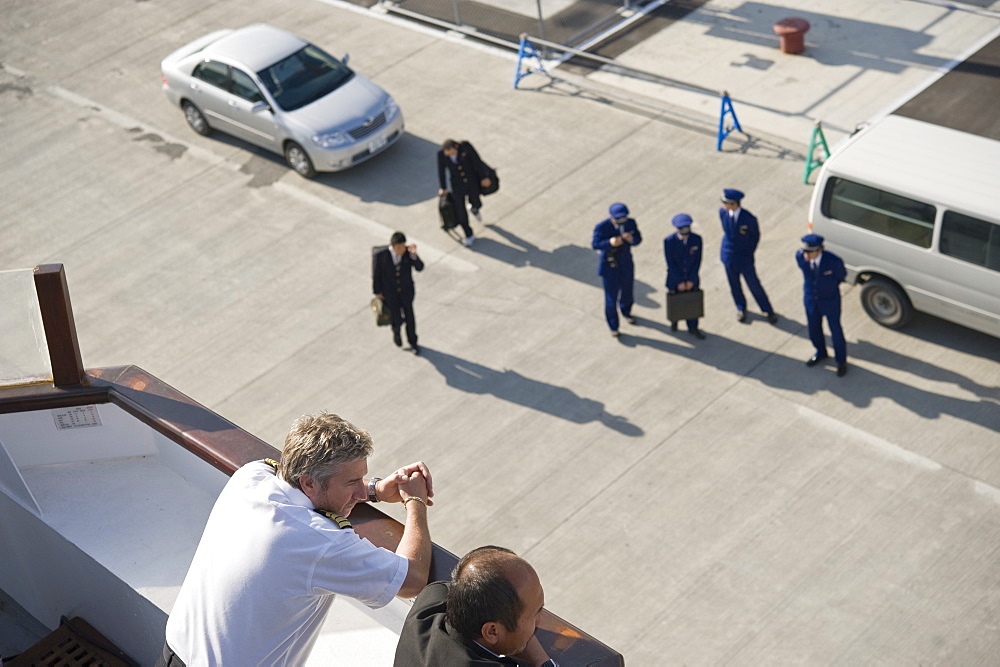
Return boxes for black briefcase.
[667,289,704,321]
[438,193,458,230]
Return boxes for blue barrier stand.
[716,91,743,151]
[514,34,548,89]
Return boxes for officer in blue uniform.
[796,233,848,376]
[592,202,642,337]
[719,189,778,324]
[664,213,705,339]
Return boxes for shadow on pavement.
[476,223,659,309]
[205,130,439,205]
[418,346,644,437]
[620,313,998,429]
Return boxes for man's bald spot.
[461,549,533,581]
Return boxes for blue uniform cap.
[801,233,824,251]
[609,202,629,219]
[721,188,744,203]
[672,213,693,228]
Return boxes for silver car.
[160,23,404,177]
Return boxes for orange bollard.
[773,17,810,55]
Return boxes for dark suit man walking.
[373,232,425,354]
[719,188,777,324]
[797,233,848,376]
[593,202,642,337]
[438,139,492,247]
[664,213,705,338]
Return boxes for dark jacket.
[719,207,760,267]
[437,141,488,196]
[796,249,846,306]
[373,247,424,304]
[393,581,523,666]
[592,217,642,277]
[664,231,702,291]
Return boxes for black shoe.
[806,354,828,367]
[412,344,421,356]
[766,312,779,324]
[736,310,747,323]
[393,331,402,347]
[690,329,706,339]
[670,320,678,332]
[836,362,848,377]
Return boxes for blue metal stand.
[513,35,548,89]
[716,91,743,151]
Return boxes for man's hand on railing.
[376,461,435,506]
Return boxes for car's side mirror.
[342,53,350,66]
[251,101,270,114]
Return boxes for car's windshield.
[257,45,354,111]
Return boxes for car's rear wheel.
[860,277,913,328]
[284,142,316,178]
[183,101,211,136]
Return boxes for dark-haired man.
[374,231,425,354]
[394,546,556,666]
[437,139,492,247]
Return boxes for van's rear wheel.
[860,277,913,328]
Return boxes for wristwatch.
[367,477,382,503]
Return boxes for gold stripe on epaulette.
[314,509,352,529]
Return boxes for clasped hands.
[375,461,434,505]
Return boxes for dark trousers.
[601,270,634,331]
[806,301,846,363]
[452,190,482,238]
[388,297,417,346]
[155,642,186,667]
[724,262,773,314]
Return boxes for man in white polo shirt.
[159,412,433,666]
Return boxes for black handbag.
[479,165,499,196]
[667,289,704,321]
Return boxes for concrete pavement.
[2,0,999,663]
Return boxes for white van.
[809,114,1000,338]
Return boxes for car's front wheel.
[285,141,316,178]
[182,101,211,136]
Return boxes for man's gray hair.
[279,412,373,490]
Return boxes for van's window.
[940,211,1000,272]
[822,178,935,248]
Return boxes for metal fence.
[375,0,654,49]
